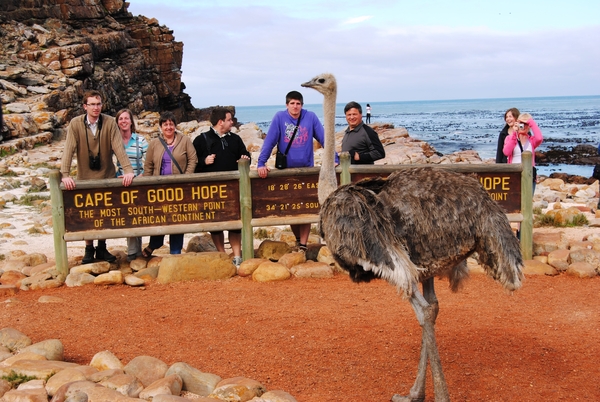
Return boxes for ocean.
[236,95,600,177]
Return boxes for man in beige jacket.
[61,90,135,264]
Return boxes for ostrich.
[301,73,524,402]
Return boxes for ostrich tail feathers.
[476,204,524,292]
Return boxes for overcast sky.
[127,0,600,108]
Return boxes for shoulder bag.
[159,137,184,174]
[275,111,302,169]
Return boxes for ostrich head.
[301,73,337,97]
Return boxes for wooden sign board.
[63,180,240,232]
[476,172,522,213]
[251,174,321,218]
[352,171,522,213]
[61,170,521,233]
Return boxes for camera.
[518,123,525,130]
[89,155,101,170]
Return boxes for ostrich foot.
[391,394,424,402]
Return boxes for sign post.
[49,171,68,277]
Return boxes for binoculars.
[89,155,101,170]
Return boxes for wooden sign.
[476,171,522,213]
[251,174,321,218]
[63,180,240,232]
[60,168,522,234]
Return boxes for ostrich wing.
[319,182,421,296]
[376,169,523,291]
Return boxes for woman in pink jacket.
[503,112,543,193]
[503,112,543,239]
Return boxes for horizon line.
[233,94,600,109]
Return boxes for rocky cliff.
[0,0,208,143]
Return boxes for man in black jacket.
[341,101,385,164]
[193,107,250,269]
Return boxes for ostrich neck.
[318,88,338,205]
[322,90,336,168]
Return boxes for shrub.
[17,194,50,206]
[534,212,589,227]
[0,148,17,158]
[254,228,269,239]
[0,169,17,177]
[1,371,38,387]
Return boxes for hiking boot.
[82,245,96,264]
[232,256,243,269]
[96,246,117,263]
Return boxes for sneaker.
[96,246,117,263]
[82,246,95,264]
[232,256,243,269]
[298,244,308,253]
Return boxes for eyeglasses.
[86,103,102,108]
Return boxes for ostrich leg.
[392,278,449,402]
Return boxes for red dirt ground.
[2,274,599,401]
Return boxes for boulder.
[156,252,236,284]
[289,261,334,278]
[533,231,569,255]
[252,261,291,282]
[566,262,597,278]
[521,260,558,276]
[256,240,291,261]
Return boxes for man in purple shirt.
[257,91,327,251]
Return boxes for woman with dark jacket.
[495,107,520,163]
[193,107,250,269]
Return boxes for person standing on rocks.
[503,112,543,194]
[341,101,385,165]
[116,108,148,262]
[503,112,543,238]
[142,111,197,257]
[495,108,520,164]
[257,90,334,252]
[60,90,135,264]
[193,107,250,269]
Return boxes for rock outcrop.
[537,144,600,167]
[0,0,209,144]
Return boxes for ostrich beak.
[300,80,315,89]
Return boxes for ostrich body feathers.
[319,168,524,296]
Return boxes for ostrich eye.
[318,78,325,84]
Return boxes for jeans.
[149,234,184,254]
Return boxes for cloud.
[341,15,373,25]
[129,4,600,107]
